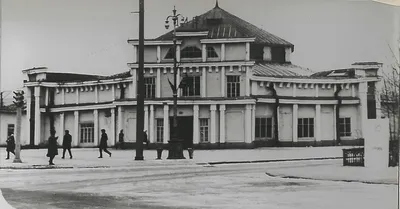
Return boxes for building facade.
[19,4,382,148]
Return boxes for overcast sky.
[1,0,399,91]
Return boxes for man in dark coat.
[99,129,111,158]
[46,130,59,165]
[118,130,124,150]
[6,134,15,160]
[62,130,73,159]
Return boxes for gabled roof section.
[252,63,313,78]
[156,5,294,48]
[26,71,131,83]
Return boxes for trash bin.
[156,148,163,160]
[187,148,194,159]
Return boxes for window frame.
[199,118,209,143]
[79,123,94,143]
[181,46,202,59]
[339,117,352,137]
[206,46,218,58]
[297,118,314,138]
[144,77,156,99]
[181,76,201,97]
[156,119,164,143]
[255,117,273,139]
[7,124,15,137]
[226,75,241,98]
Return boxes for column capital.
[193,104,199,111]
[150,104,154,111]
[74,110,79,116]
[111,108,115,114]
[164,104,169,111]
[210,104,217,111]
[245,104,252,110]
[219,104,226,111]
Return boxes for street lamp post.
[165,6,186,159]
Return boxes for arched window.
[206,47,218,58]
[181,46,202,58]
[164,47,174,59]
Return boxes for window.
[200,119,209,142]
[156,119,164,143]
[144,77,156,99]
[181,46,202,58]
[80,123,94,143]
[7,124,14,137]
[164,47,175,59]
[181,76,200,96]
[227,75,240,98]
[298,118,314,138]
[255,118,273,138]
[206,46,218,58]
[271,47,286,63]
[339,118,351,137]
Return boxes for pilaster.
[149,105,155,143]
[245,104,252,143]
[34,86,41,145]
[74,111,79,147]
[219,104,226,143]
[315,104,321,142]
[210,104,217,144]
[94,109,99,146]
[292,104,298,143]
[163,104,169,144]
[193,105,200,144]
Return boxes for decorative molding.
[200,37,256,44]
[127,40,182,45]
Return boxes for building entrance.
[170,116,193,149]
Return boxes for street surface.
[0,158,397,209]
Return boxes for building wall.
[98,88,112,103]
[340,105,360,140]
[278,105,292,142]
[160,72,174,98]
[64,91,76,104]
[206,71,221,97]
[0,113,27,145]
[225,105,245,142]
[144,46,157,63]
[79,89,96,104]
[321,105,334,141]
[225,43,246,61]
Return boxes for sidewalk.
[0,146,348,169]
[265,160,398,185]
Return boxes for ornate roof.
[156,4,294,48]
[252,63,313,78]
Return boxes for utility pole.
[135,0,144,160]
[13,90,24,163]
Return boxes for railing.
[389,140,399,167]
[343,148,364,166]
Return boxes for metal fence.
[343,148,364,166]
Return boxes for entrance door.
[170,116,193,148]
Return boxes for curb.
[0,165,110,170]
[205,157,342,165]
[265,172,396,185]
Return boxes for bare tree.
[381,65,399,141]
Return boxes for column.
[117,106,123,133]
[245,66,251,96]
[333,105,337,141]
[156,68,161,98]
[34,86,41,145]
[157,45,161,63]
[176,45,181,62]
[94,109,99,146]
[149,105,155,143]
[163,104,169,144]
[26,87,32,144]
[76,87,79,104]
[144,105,149,132]
[61,88,65,105]
[110,108,115,146]
[358,82,368,138]
[251,104,256,142]
[202,44,207,62]
[95,85,99,103]
[193,105,200,144]
[45,88,49,106]
[210,104,217,144]
[221,43,225,61]
[132,69,137,99]
[111,84,115,101]
[202,67,207,97]
[315,104,321,142]
[292,104,298,143]
[245,104,252,143]
[221,66,226,97]
[219,104,226,143]
[277,106,281,140]
[74,111,79,147]
[59,113,64,138]
[245,42,250,61]
[133,45,137,63]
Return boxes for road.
[0,160,397,209]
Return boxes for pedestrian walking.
[143,130,149,148]
[118,130,125,150]
[62,130,73,159]
[5,134,15,160]
[99,129,111,158]
[46,130,59,165]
